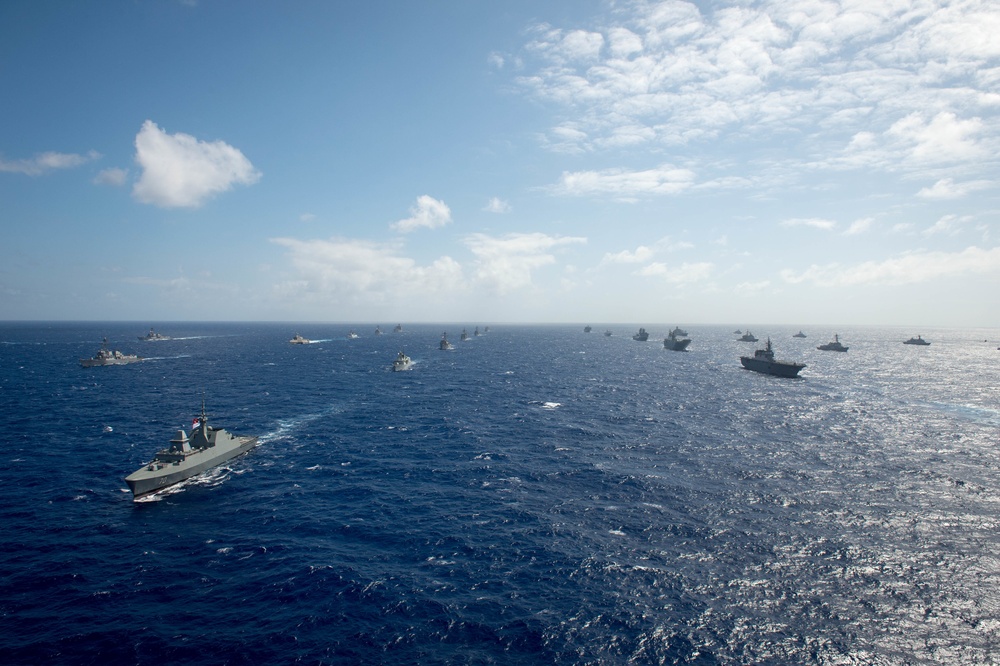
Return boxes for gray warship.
[393,351,413,371]
[125,404,258,500]
[80,338,143,367]
[632,328,649,341]
[740,338,806,378]
[663,331,692,351]
[440,333,454,350]
[138,328,171,341]
[817,334,848,352]
[904,335,930,346]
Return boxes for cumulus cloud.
[638,261,714,284]
[483,197,511,213]
[0,150,99,175]
[549,164,696,199]
[780,246,1000,287]
[132,120,260,208]
[464,232,586,295]
[271,236,463,300]
[601,246,655,265]
[392,195,452,232]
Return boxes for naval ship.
[663,331,692,351]
[80,338,143,367]
[138,328,171,341]
[125,404,258,500]
[740,338,806,378]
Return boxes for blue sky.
[1,0,998,326]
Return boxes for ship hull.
[664,339,691,351]
[740,357,805,378]
[80,357,142,367]
[125,436,258,499]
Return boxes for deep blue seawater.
[2,322,999,665]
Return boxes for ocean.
[1,322,999,665]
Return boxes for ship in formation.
[740,338,806,378]
[439,333,454,350]
[904,335,930,346]
[392,351,413,371]
[138,328,171,341]
[125,403,258,500]
[289,333,310,344]
[739,331,759,342]
[817,334,848,352]
[80,338,143,367]
[663,330,691,351]
[632,328,649,341]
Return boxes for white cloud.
[780,218,837,230]
[638,261,714,284]
[299,213,316,222]
[843,218,875,236]
[922,215,967,237]
[0,150,99,175]
[464,232,586,295]
[271,236,463,301]
[94,167,128,186]
[887,112,987,164]
[781,246,1000,287]
[392,195,452,232]
[132,120,260,208]
[512,0,1000,183]
[917,177,993,200]
[600,246,655,265]
[483,197,511,213]
[549,164,695,199]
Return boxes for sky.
[1,0,998,327]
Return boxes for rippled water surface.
[1,322,999,664]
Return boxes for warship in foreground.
[125,404,258,500]
[80,338,143,367]
[393,351,413,371]
[740,338,806,378]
